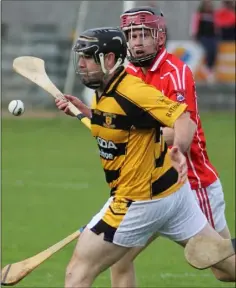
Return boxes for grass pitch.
[2,111,235,287]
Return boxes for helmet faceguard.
[73,27,127,89]
[120,6,166,67]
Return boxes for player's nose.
[78,56,86,68]
[135,37,144,46]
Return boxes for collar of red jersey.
[150,48,168,71]
[127,48,168,73]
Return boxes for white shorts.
[87,181,207,247]
[192,178,227,233]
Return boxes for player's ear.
[104,52,116,69]
[158,32,166,47]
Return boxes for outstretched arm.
[166,64,198,150]
[163,112,197,152]
[169,112,196,184]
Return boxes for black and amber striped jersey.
[91,67,187,201]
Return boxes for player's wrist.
[77,113,86,120]
[172,141,185,154]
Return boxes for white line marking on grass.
[160,272,211,279]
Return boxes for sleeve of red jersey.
[168,64,198,123]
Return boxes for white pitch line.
[160,272,211,279]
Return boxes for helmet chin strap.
[99,53,123,75]
[128,53,157,67]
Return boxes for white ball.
[8,100,25,116]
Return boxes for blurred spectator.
[215,0,236,41]
[190,0,218,84]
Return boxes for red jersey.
[126,48,218,190]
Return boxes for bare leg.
[181,223,235,282]
[210,225,233,281]
[110,233,159,288]
[110,252,137,288]
[110,226,234,287]
[65,228,130,288]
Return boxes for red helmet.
[120,6,166,32]
[120,6,166,67]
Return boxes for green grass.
[2,112,235,287]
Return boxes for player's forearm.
[162,127,174,146]
[73,102,92,118]
[173,112,196,153]
[80,105,92,119]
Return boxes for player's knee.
[65,261,94,287]
[111,259,134,276]
[65,265,78,287]
[65,263,79,286]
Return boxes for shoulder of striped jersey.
[117,74,164,102]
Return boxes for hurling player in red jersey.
[108,5,233,286]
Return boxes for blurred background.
[1,0,235,111]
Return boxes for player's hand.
[55,95,92,118]
[169,146,188,184]
[55,97,74,116]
